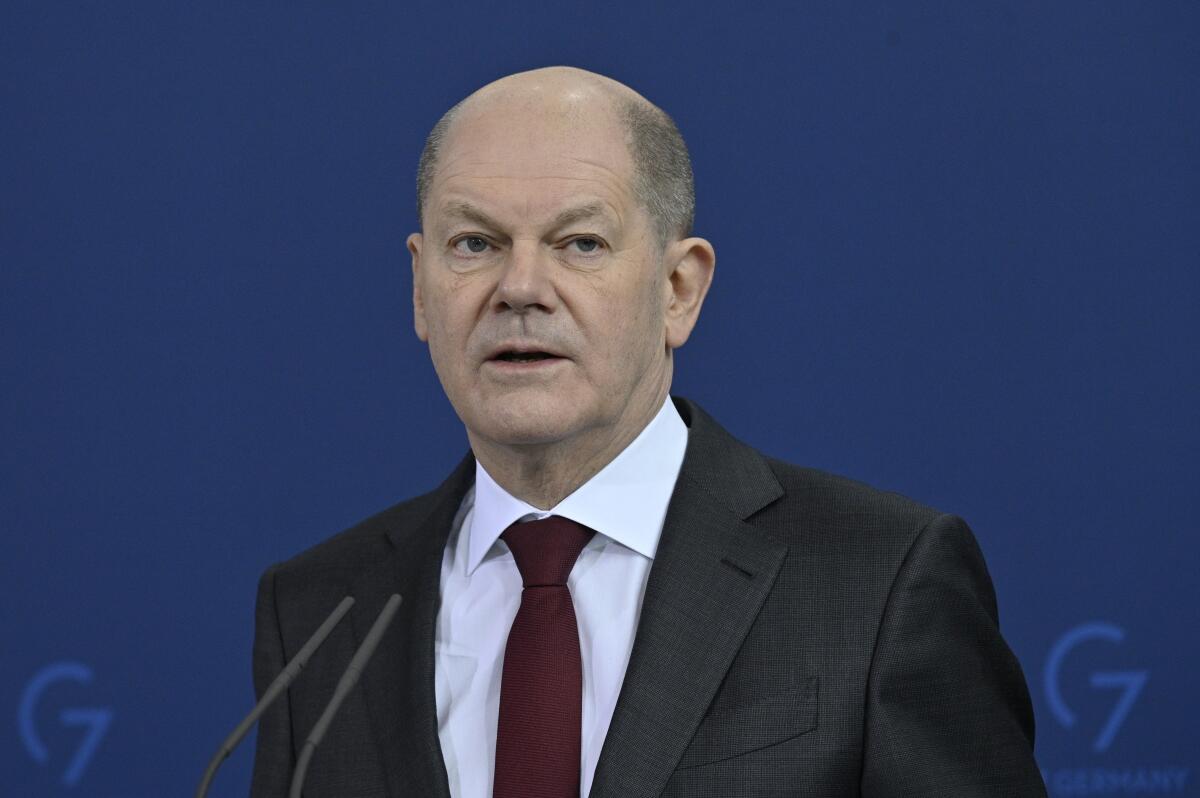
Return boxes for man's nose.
[493,239,557,314]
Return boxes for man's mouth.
[492,351,559,363]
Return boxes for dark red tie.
[493,515,596,798]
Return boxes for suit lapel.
[348,453,474,798]
[589,398,788,798]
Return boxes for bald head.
[416,66,695,244]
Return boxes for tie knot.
[501,516,595,587]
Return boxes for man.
[250,66,1047,797]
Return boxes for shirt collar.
[466,395,689,575]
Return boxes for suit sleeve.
[860,513,1047,797]
[249,563,295,798]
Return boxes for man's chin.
[467,405,588,450]
[480,421,578,449]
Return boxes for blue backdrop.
[3,2,1197,795]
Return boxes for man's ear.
[407,232,429,342]
[663,237,716,349]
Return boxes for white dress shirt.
[434,396,689,798]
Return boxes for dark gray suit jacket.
[250,396,1047,797]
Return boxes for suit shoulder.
[759,455,945,551]
[267,482,449,580]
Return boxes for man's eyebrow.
[549,202,613,230]
[440,201,502,230]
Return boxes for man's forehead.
[434,194,623,231]
[430,130,635,229]
[442,114,631,173]
[422,68,651,233]
[438,76,634,177]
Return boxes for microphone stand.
[288,593,403,798]
[194,595,355,798]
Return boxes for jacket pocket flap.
[677,676,819,770]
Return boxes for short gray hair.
[415,95,695,244]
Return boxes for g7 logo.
[1044,622,1147,752]
[17,661,114,787]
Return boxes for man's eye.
[569,237,603,254]
[454,236,491,254]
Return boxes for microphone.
[288,593,403,798]
[194,595,355,798]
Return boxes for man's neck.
[468,390,670,510]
